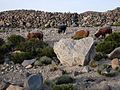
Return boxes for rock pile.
[0,7,120,28]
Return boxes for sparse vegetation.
[112,22,120,26]
[10,52,34,64]
[7,35,25,46]
[55,75,74,85]
[94,52,107,61]
[96,32,120,54]
[0,29,5,33]
[97,64,117,77]
[34,56,52,66]
[37,47,56,58]
[52,84,76,90]
[0,38,5,46]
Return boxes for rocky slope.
[0,26,120,90]
[0,7,120,28]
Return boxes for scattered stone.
[22,59,36,67]
[6,85,23,90]
[111,58,120,70]
[24,73,43,90]
[81,66,90,73]
[25,64,33,69]
[108,47,120,59]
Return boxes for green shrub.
[97,64,116,77]
[0,43,12,64]
[16,39,48,52]
[112,22,120,26]
[55,75,74,85]
[52,84,76,90]
[96,32,120,54]
[7,35,25,46]
[94,52,107,61]
[10,52,34,63]
[96,41,117,54]
[0,38,5,46]
[0,43,12,54]
[34,56,52,66]
[0,29,5,33]
[105,32,120,43]
[37,47,56,58]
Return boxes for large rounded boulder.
[54,37,96,66]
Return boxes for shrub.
[16,39,48,52]
[0,38,5,46]
[0,29,5,33]
[94,52,107,61]
[96,32,120,54]
[55,75,74,85]
[112,22,120,26]
[52,84,76,90]
[37,47,56,58]
[105,32,120,43]
[96,41,117,54]
[10,52,34,63]
[97,64,116,77]
[0,43,12,64]
[0,44,12,54]
[34,56,52,66]
[89,60,97,68]
[7,35,25,46]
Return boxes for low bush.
[0,44,12,54]
[0,43,12,64]
[55,75,74,85]
[10,52,34,63]
[37,47,56,58]
[97,64,116,77]
[52,84,76,90]
[96,32,120,54]
[94,52,107,61]
[89,60,98,68]
[105,32,120,42]
[96,41,117,54]
[0,29,5,33]
[16,39,48,52]
[34,56,52,66]
[7,35,25,46]
[0,38,5,46]
[112,22,120,26]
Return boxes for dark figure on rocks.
[27,31,43,40]
[95,26,112,38]
[57,24,67,34]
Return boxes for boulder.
[6,85,23,90]
[108,47,120,59]
[111,58,120,70]
[53,37,96,66]
[24,73,43,90]
[22,59,36,67]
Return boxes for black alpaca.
[58,24,67,34]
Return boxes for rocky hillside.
[0,7,120,28]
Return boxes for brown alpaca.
[27,31,43,40]
[95,27,112,38]
[72,30,89,39]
